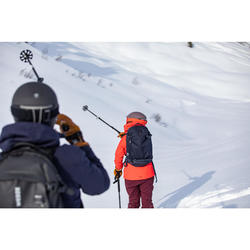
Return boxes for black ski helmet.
[11,82,59,126]
[127,111,147,121]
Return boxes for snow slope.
[0,42,250,208]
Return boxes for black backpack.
[0,142,68,208]
[125,125,153,167]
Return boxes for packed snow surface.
[0,42,250,208]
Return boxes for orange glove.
[56,114,88,147]
[114,169,122,180]
[117,132,126,138]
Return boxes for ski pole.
[82,105,121,134]
[113,178,121,208]
[20,50,44,83]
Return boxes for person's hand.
[114,169,122,180]
[56,114,88,147]
[117,132,126,138]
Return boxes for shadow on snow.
[62,58,117,77]
[157,171,216,208]
[30,42,117,77]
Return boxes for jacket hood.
[0,122,60,152]
[123,118,147,132]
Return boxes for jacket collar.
[0,122,60,152]
[123,118,147,132]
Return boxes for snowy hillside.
[0,42,250,208]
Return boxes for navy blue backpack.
[125,125,153,167]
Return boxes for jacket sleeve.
[114,136,126,171]
[54,144,110,195]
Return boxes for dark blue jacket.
[0,122,110,208]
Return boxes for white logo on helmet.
[34,93,39,98]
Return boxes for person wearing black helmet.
[0,81,110,208]
[11,82,59,126]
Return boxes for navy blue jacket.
[0,122,110,208]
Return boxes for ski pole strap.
[113,177,120,184]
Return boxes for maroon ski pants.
[125,177,154,208]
